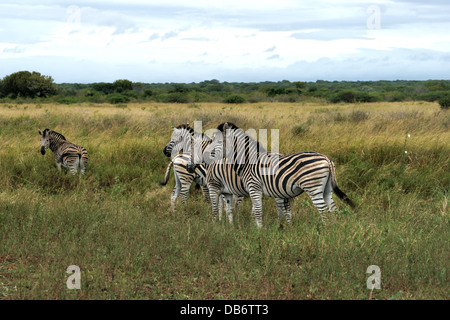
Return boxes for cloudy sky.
[1,0,449,83]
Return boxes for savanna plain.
[0,101,448,300]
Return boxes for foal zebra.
[204,122,354,228]
[38,129,88,175]
[161,124,226,213]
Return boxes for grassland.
[0,101,448,300]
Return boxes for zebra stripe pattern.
[161,123,226,213]
[160,153,211,212]
[189,127,246,223]
[206,122,354,228]
[38,129,88,175]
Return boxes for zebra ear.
[38,129,43,136]
[223,122,230,130]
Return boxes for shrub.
[415,91,449,102]
[107,93,130,104]
[113,79,133,92]
[223,94,246,104]
[355,91,380,103]
[329,90,380,103]
[57,98,79,104]
[438,94,450,110]
[330,90,357,103]
[143,89,153,97]
[0,71,57,98]
[163,92,189,103]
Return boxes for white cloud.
[0,0,449,82]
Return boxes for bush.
[355,92,380,103]
[107,93,130,104]
[163,92,189,103]
[0,71,57,98]
[113,79,133,92]
[143,89,153,97]
[57,98,79,104]
[223,94,246,104]
[438,94,450,110]
[329,90,380,103]
[386,91,406,102]
[329,90,357,103]
[415,91,449,102]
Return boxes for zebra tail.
[329,159,355,209]
[333,185,355,209]
[77,153,82,170]
[159,160,173,186]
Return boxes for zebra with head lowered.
[38,129,88,175]
[202,122,354,228]
[187,123,251,224]
[161,123,225,213]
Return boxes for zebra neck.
[49,137,65,152]
[200,140,211,153]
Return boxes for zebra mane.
[200,132,212,142]
[44,129,66,141]
[217,122,239,132]
[217,122,267,154]
[175,123,194,134]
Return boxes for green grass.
[0,102,448,300]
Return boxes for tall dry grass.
[0,101,448,300]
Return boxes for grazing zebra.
[161,123,227,213]
[203,122,354,228]
[188,125,247,223]
[38,129,88,175]
[159,153,211,212]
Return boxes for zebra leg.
[275,198,292,229]
[306,191,330,224]
[218,194,224,220]
[209,188,221,221]
[234,196,244,214]
[170,186,180,212]
[249,189,264,228]
[200,185,210,203]
[323,177,337,224]
[178,179,192,206]
[171,172,182,212]
[224,194,234,223]
[80,160,86,175]
[56,162,62,172]
[69,165,78,175]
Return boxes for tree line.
[1,70,449,109]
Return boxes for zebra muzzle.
[40,146,46,155]
[163,146,172,157]
[187,164,198,174]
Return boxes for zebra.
[188,123,248,223]
[202,122,354,228]
[161,123,228,213]
[38,128,88,175]
[159,153,211,212]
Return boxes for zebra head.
[38,129,52,155]
[205,122,268,174]
[38,129,66,155]
[203,122,240,163]
[186,131,207,173]
[163,123,194,158]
